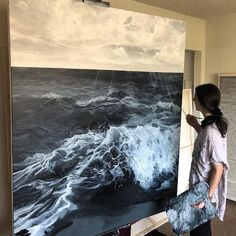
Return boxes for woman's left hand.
[191,201,205,209]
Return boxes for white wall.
[206,13,236,84]
[184,51,194,89]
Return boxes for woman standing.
[186,83,229,236]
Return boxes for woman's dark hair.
[195,83,228,137]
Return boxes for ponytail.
[213,108,228,138]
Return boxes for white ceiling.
[134,0,236,19]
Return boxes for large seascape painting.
[10,0,186,235]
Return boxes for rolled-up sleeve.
[209,131,229,170]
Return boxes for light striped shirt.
[189,123,229,221]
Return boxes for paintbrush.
[182,108,203,119]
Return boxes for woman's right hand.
[186,114,200,130]
[186,114,199,128]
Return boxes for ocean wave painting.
[10,0,186,235]
[12,67,183,235]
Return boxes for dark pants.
[190,220,212,236]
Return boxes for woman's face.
[193,93,202,111]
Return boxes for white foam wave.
[157,101,180,113]
[76,96,119,106]
[13,123,179,235]
[14,180,76,236]
[106,126,179,189]
[40,92,63,99]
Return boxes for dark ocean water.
[12,67,183,236]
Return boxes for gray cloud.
[10,0,186,72]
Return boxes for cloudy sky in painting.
[10,0,186,72]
